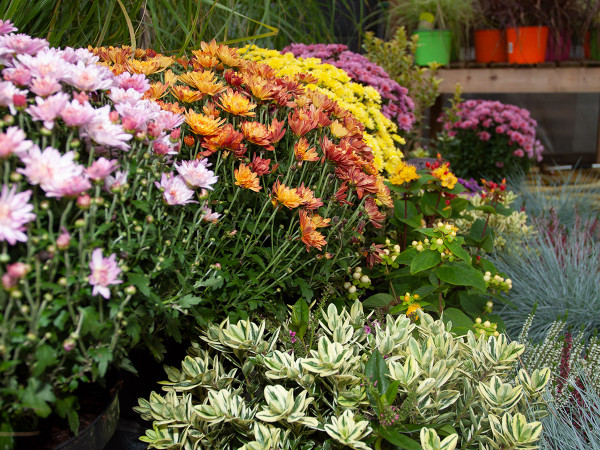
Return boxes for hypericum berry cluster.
[343,266,371,300]
[412,222,460,261]
[380,238,401,268]
[483,271,512,292]
[474,318,500,337]
[480,178,507,204]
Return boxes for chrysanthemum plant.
[91,41,390,320]
[361,158,517,334]
[436,90,544,180]
[0,22,215,438]
[135,299,550,449]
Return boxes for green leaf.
[413,285,437,300]
[365,349,390,395]
[395,248,418,265]
[394,199,423,229]
[443,308,474,333]
[445,239,470,262]
[32,344,58,377]
[294,277,314,302]
[410,250,441,275]
[178,294,203,308]
[449,197,469,214]
[448,182,466,194]
[79,306,102,339]
[436,262,486,291]
[93,346,113,378]
[19,378,55,418]
[362,293,395,309]
[385,380,401,404]
[0,422,14,449]
[290,298,309,339]
[56,396,79,434]
[495,203,513,216]
[131,200,150,213]
[128,272,151,297]
[378,428,421,450]
[458,292,489,319]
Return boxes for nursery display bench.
[433,62,600,163]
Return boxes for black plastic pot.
[52,392,119,450]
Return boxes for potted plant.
[473,0,511,63]
[502,0,549,64]
[388,0,477,66]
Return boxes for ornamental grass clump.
[0,21,201,438]
[91,40,391,320]
[438,98,544,180]
[281,43,416,135]
[238,44,405,175]
[136,300,550,449]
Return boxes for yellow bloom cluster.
[239,45,405,174]
[389,161,419,185]
[431,163,458,190]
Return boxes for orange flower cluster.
[92,40,391,256]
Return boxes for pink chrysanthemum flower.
[104,170,128,192]
[64,61,114,91]
[16,49,71,80]
[0,81,28,114]
[175,159,218,189]
[0,184,35,245]
[0,20,17,35]
[43,174,91,198]
[0,126,32,158]
[26,91,69,129]
[155,110,185,130]
[80,105,132,151]
[201,204,221,223]
[114,72,150,93]
[87,157,118,181]
[60,98,96,127]
[0,34,48,65]
[30,76,62,97]
[17,145,82,187]
[72,48,99,65]
[88,248,122,299]
[154,173,197,205]
[2,66,31,86]
[109,87,143,105]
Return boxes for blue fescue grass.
[507,168,600,228]
[491,219,600,341]
[538,374,600,449]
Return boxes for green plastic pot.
[414,29,452,66]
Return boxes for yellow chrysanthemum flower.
[389,161,420,185]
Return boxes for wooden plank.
[437,67,600,93]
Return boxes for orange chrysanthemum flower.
[288,107,319,137]
[335,166,379,199]
[216,45,243,68]
[243,75,277,101]
[299,210,327,252]
[297,183,323,210]
[185,111,225,136]
[157,101,186,115]
[178,71,225,96]
[198,40,219,56]
[364,197,385,229]
[311,214,331,228]
[268,119,286,144]
[271,180,302,209]
[90,46,133,65]
[330,120,349,138]
[218,88,257,116]
[234,163,261,192]
[241,121,274,151]
[375,177,393,208]
[201,124,245,156]
[143,82,170,101]
[193,54,221,70]
[203,101,221,118]
[295,72,319,85]
[171,85,204,103]
[164,69,178,86]
[294,138,319,163]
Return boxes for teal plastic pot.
[414,29,452,66]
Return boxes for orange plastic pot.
[506,26,549,64]
[474,29,507,63]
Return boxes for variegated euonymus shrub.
[135,300,550,449]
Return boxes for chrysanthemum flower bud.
[40,200,50,210]
[75,218,86,228]
[7,262,31,279]
[63,338,76,352]
[125,285,136,295]
[170,129,181,142]
[56,229,71,250]
[58,277,68,286]
[69,138,81,148]
[184,135,195,147]
[40,127,52,136]
[77,194,91,209]
[9,172,22,182]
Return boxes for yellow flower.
[432,163,458,190]
[185,111,225,136]
[271,180,302,209]
[406,303,421,320]
[218,88,257,116]
[234,163,261,192]
[389,161,420,185]
[170,85,204,103]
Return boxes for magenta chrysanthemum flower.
[155,173,197,205]
[26,91,69,129]
[80,105,133,151]
[0,20,17,35]
[0,126,32,158]
[60,98,96,127]
[175,159,218,190]
[87,157,118,181]
[88,248,122,299]
[114,72,150,93]
[18,145,82,187]
[64,61,114,91]
[0,184,35,245]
